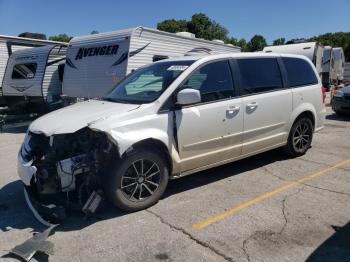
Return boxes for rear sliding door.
[235,57,292,155]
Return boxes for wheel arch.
[122,138,173,175]
[295,111,315,130]
[289,103,317,132]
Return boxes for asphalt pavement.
[0,105,349,262]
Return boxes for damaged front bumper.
[17,129,109,225]
[23,187,56,226]
[18,153,37,186]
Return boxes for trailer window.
[153,55,169,62]
[12,63,37,79]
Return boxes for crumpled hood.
[29,100,141,136]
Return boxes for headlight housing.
[334,90,344,98]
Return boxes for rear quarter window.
[237,58,283,95]
[282,57,318,87]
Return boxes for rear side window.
[237,58,283,95]
[181,60,234,103]
[12,63,37,79]
[282,57,318,87]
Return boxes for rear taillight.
[321,86,326,104]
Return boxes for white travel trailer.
[263,42,324,76]
[322,46,333,88]
[329,47,345,84]
[0,35,64,107]
[63,27,240,98]
[2,44,67,111]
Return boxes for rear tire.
[284,117,313,157]
[104,149,169,212]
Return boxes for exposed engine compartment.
[20,128,116,223]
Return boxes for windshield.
[104,60,194,103]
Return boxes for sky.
[0,0,349,44]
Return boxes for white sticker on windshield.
[167,65,189,71]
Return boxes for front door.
[175,60,244,172]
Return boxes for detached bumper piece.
[10,225,56,261]
[24,184,104,226]
[24,187,66,226]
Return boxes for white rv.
[2,44,67,111]
[0,35,64,107]
[263,42,324,77]
[330,47,345,84]
[321,46,333,88]
[63,27,240,98]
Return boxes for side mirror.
[177,88,201,106]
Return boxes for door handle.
[226,105,240,114]
[246,102,258,110]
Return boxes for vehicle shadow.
[307,222,350,261]
[326,112,350,122]
[164,148,289,198]
[0,179,128,232]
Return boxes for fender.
[105,127,182,174]
[288,102,317,131]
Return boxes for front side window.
[237,58,283,95]
[12,63,37,79]
[105,60,194,103]
[282,57,318,87]
[181,60,234,103]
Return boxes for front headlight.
[334,90,344,98]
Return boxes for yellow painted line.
[192,158,350,231]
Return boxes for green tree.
[49,34,73,42]
[228,37,238,46]
[248,35,267,51]
[18,32,47,40]
[237,38,249,52]
[158,13,229,42]
[187,13,211,39]
[272,37,285,46]
[187,13,228,41]
[91,30,99,34]
[207,21,229,41]
[157,19,188,33]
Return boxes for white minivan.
[18,53,326,224]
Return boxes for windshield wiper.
[103,97,142,104]
[103,97,127,103]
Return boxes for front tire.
[104,149,169,212]
[284,117,313,157]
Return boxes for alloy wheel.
[121,159,161,202]
[292,121,311,152]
